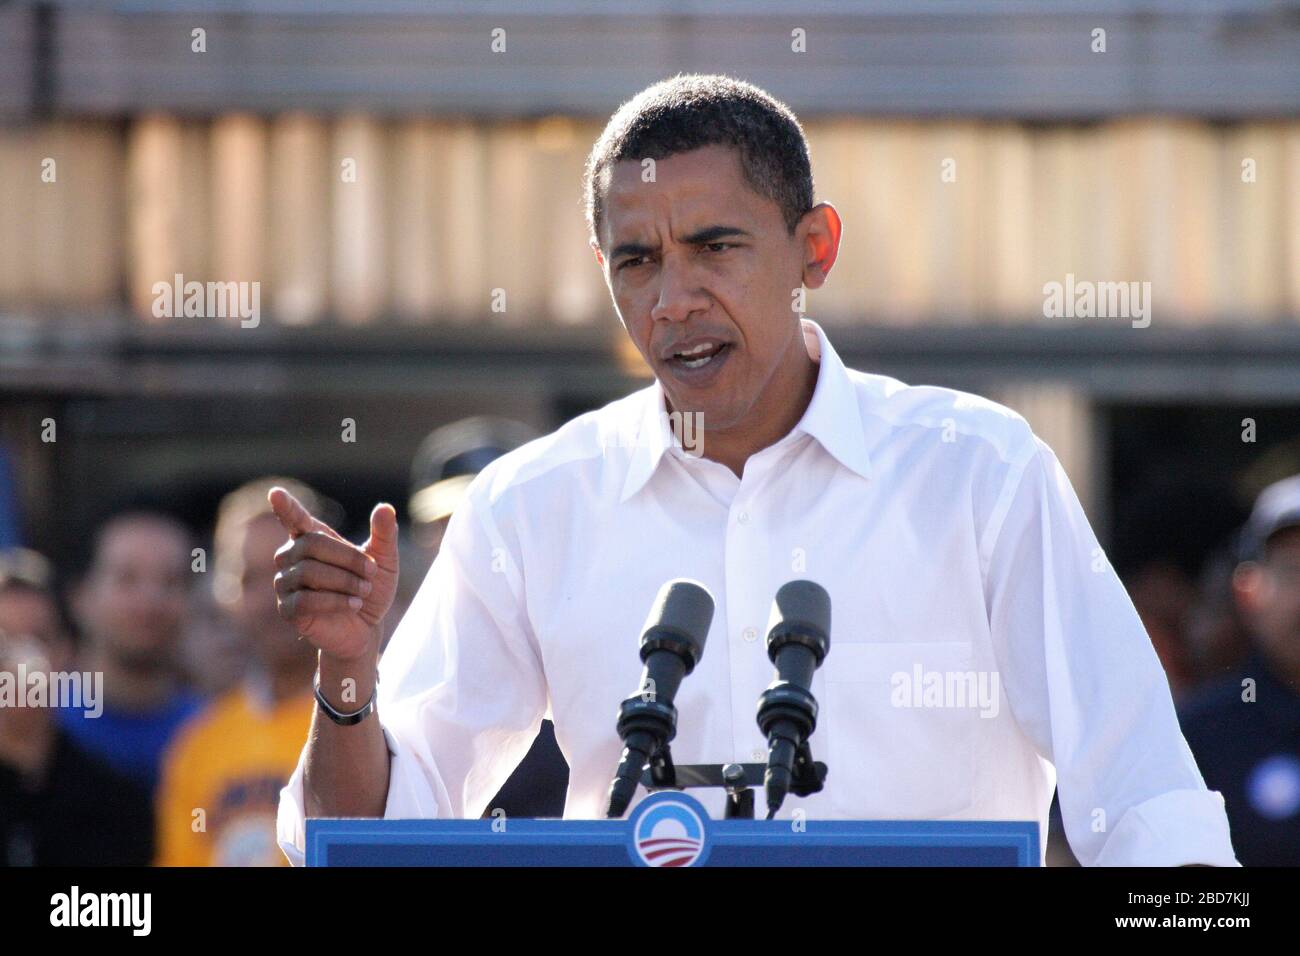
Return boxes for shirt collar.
[619,318,871,502]
[794,318,873,482]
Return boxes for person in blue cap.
[1179,474,1300,865]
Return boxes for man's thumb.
[366,502,399,564]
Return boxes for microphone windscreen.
[767,579,831,646]
[642,578,715,658]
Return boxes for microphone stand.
[638,754,827,819]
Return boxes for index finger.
[268,486,340,541]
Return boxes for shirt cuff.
[276,721,447,867]
[276,751,311,867]
[1093,788,1241,867]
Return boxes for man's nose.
[650,259,710,323]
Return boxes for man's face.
[79,518,189,669]
[1235,526,1300,676]
[593,144,835,433]
[0,586,69,673]
[0,586,68,737]
[225,514,312,670]
[412,515,450,557]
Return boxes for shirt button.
[737,510,750,524]
[742,627,757,643]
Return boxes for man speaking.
[273,74,1237,866]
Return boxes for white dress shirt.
[278,319,1238,867]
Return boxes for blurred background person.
[1110,479,1248,701]
[178,571,249,699]
[1179,474,1300,866]
[403,417,569,820]
[0,548,153,865]
[59,511,201,792]
[1185,549,1253,684]
[155,477,328,866]
[401,416,543,594]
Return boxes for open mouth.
[669,341,730,369]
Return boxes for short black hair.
[584,73,815,246]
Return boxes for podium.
[306,791,1040,866]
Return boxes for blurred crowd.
[0,428,1296,865]
[1046,472,1300,866]
[0,416,568,867]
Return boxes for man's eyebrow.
[609,225,753,261]
[682,224,752,245]
[609,239,656,261]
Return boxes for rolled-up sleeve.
[981,436,1239,867]
[277,483,550,866]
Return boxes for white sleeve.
[981,436,1239,867]
[277,487,549,866]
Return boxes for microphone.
[756,580,831,819]
[605,579,714,818]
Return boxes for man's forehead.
[240,513,286,556]
[606,145,748,207]
[98,518,187,565]
[601,146,768,244]
[105,525,168,549]
[1264,524,1300,557]
[0,587,55,616]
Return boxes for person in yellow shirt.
[156,477,328,866]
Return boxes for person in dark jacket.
[1179,475,1300,866]
[0,548,153,865]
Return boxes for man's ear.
[1232,562,1266,618]
[801,202,842,291]
[590,237,606,268]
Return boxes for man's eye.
[703,242,733,253]
[617,256,648,271]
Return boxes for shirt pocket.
[822,640,976,820]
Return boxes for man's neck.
[690,328,819,479]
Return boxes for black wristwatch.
[313,669,378,726]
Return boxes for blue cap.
[1240,474,1300,562]
[408,416,539,526]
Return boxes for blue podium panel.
[306,792,1039,867]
